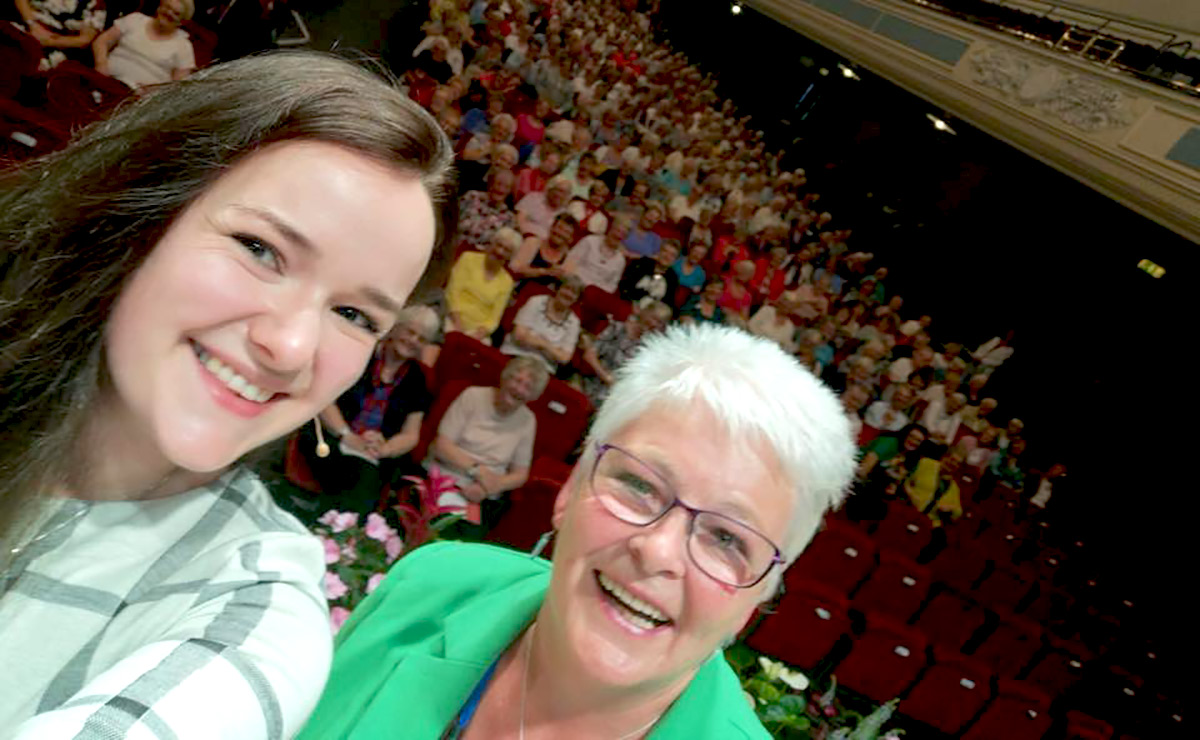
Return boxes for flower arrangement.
[313,468,465,634]
[727,645,904,740]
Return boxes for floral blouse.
[457,190,515,248]
[30,0,106,34]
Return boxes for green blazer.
[297,542,769,739]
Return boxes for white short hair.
[584,324,855,563]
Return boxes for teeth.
[598,572,669,625]
[194,344,273,403]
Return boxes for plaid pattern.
[350,354,408,435]
[0,468,331,740]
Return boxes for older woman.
[445,226,520,342]
[428,355,547,519]
[301,307,440,515]
[457,167,516,249]
[296,324,856,739]
[579,300,672,405]
[92,0,196,89]
[0,52,456,737]
[500,277,583,374]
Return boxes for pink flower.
[364,512,394,543]
[823,705,838,718]
[324,571,348,600]
[340,543,358,563]
[317,510,342,528]
[329,606,351,634]
[385,534,404,561]
[332,512,359,533]
[367,572,386,593]
[320,537,340,565]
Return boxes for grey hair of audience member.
[582,324,856,587]
[500,355,550,398]
[396,305,439,343]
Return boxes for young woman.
[0,51,457,736]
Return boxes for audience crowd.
[335,0,1065,538]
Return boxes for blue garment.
[815,343,835,369]
[672,258,706,291]
[462,108,490,136]
[623,227,663,258]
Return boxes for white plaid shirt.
[0,468,331,739]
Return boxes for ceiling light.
[818,67,829,76]
[1138,258,1166,278]
[731,2,742,14]
[925,113,957,134]
[838,63,860,80]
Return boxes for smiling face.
[543,402,794,694]
[155,0,186,31]
[103,141,436,473]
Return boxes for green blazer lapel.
[442,568,549,662]
[351,567,551,739]
[650,654,767,739]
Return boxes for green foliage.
[728,646,904,740]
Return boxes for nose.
[627,505,690,581]
[246,299,322,380]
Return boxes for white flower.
[757,656,809,690]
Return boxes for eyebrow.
[640,450,766,531]
[233,205,403,317]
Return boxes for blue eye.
[232,233,282,271]
[334,306,382,335]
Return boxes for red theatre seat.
[578,285,632,336]
[431,331,508,396]
[1024,638,1091,696]
[870,500,935,561]
[972,610,1043,677]
[1066,710,1115,739]
[962,679,1053,740]
[835,611,929,703]
[485,457,573,553]
[974,562,1037,611]
[927,540,990,593]
[745,577,851,669]
[43,60,132,129]
[851,549,932,623]
[902,644,994,734]
[914,589,988,652]
[791,519,877,595]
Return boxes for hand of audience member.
[342,432,378,459]
[28,22,55,45]
[461,481,489,503]
[475,468,503,496]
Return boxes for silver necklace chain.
[519,623,660,740]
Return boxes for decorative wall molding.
[747,0,1200,243]
[966,45,1138,133]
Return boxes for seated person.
[904,444,967,527]
[302,307,438,515]
[717,259,757,326]
[671,241,708,301]
[864,383,915,433]
[565,179,611,237]
[960,396,998,435]
[92,0,195,89]
[920,390,967,450]
[428,355,546,523]
[621,200,664,258]
[514,175,572,239]
[989,435,1027,493]
[679,279,725,326]
[457,168,516,249]
[618,237,680,309]
[499,277,583,374]
[514,146,562,201]
[562,214,628,294]
[579,300,672,405]
[509,212,577,283]
[11,0,105,69]
[444,226,519,342]
[858,424,930,499]
[746,291,798,352]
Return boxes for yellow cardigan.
[904,457,963,527]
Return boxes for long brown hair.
[0,51,458,548]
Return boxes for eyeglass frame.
[587,442,786,588]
